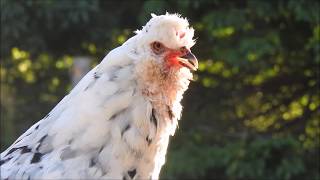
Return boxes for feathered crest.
[134,13,195,48]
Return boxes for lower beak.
[177,51,198,71]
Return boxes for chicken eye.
[151,41,165,54]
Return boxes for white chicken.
[0,13,198,180]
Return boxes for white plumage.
[1,13,198,180]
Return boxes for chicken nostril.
[181,51,196,61]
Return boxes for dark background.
[1,0,319,179]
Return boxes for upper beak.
[177,50,198,71]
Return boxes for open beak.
[177,50,198,71]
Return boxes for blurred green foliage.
[0,0,319,179]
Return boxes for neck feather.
[134,59,192,135]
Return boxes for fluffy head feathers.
[135,13,195,49]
